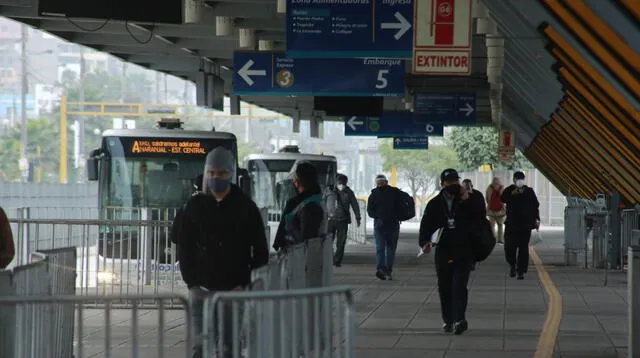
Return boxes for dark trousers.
[189,288,239,358]
[374,220,399,274]
[328,220,349,265]
[435,251,472,324]
[504,226,532,274]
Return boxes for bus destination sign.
[130,140,206,155]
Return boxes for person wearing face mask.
[501,171,540,280]
[485,177,506,244]
[418,169,486,335]
[325,174,362,267]
[175,147,269,358]
[273,160,328,252]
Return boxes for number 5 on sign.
[376,70,389,89]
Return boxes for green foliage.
[378,140,460,196]
[447,126,534,171]
[0,118,60,182]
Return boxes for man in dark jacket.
[367,174,403,280]
[419,169,485,335]
[0,206,15,269]
[176,147,269,358]
[501,171,540,280]
[273,160,328,252]
[326,174,361,267]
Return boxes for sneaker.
[386,274,393,280]
[517,273,525,280]
[453,320,468,335]
[375,270,387,280]
[442,323,453,333]
[509,266,516,278]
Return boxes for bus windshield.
[247,159,337,218]
[101,135,237,209]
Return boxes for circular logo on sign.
[276,69,295,88]
[425,124,435,133]
[438,2,452,17]
[369,120,380,132]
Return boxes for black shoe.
[375,270,387,280]
[509,266,516,277]
[386,274,393,280]
[442,323,453,333]
[334,262,341,267]
[517,273,525,280]
[453,320,468,335]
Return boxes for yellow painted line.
[530,247,563,358]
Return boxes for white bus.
[245,146,338,251]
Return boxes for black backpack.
[397,190,416,221]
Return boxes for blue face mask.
[207,177,230,194]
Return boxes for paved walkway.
[72,225,629,357]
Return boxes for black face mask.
[444,184,460,196]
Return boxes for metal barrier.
[628,246,640,358]
[251,237,334,292]
[346,199,367,244]
[589,213,610,270]
[621,209,640,267]
[202,286,354,358]
[564,206,587,266]
[8,218,184,299]
[0,294,191,358]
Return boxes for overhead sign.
[498,130,516,164]
[412,0,473,75]
[393,137,429,150]
[344,112,444,137]
[413,93,476,124]
[232,52,405,96]
[286,0,414,59]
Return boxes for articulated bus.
[245,146,338,250]
[84,119,245,287]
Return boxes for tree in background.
[378,140,460,202]
[447,126,534,171]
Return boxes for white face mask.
[515,179,525,188]
[337,184,345,191]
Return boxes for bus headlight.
[97,271,117,283]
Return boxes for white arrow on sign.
[394,138,401,145]
[238,59,266,86]
[458,102,475,117]
[380,12,411,40]
[347,116,364,131]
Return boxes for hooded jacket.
[176,184,269,290]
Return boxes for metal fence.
[0,294,191,358]
[203,286,354,358]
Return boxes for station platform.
[337,224,628,358]
[75,225,628,358]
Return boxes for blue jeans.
[374,220,400,274]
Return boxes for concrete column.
[216,16,233,36]
[184,0,204,23]
[239,28,256,49]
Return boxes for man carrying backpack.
[486,177,506,244]
[325,174,361,267]
[367,174,415,280]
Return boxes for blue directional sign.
[286,0,414,58]
[344,112,444,137]
[393,137,429,150]
[413,93,477,125]
[232,52,405,96]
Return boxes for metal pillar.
[19,24,29,182]
[628,246,640,358]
